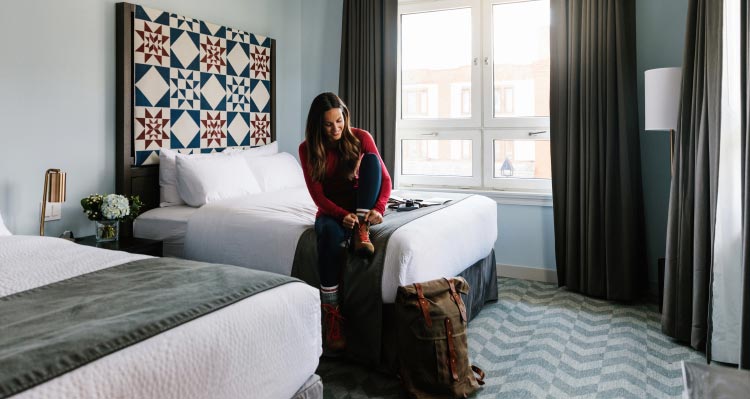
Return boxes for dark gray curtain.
[549,0,647,301]
[740,0,750,370]
[661,0,722,352]
[339,0,397,178]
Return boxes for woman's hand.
[364,210,383,225]
[342,213,358,229]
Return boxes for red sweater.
[299,128,392,220]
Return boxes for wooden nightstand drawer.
[75,236,163,257]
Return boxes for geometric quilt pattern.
[227,76,251,112]
[170,69,200,109]
[133,4,272,165]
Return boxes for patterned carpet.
[317,277,704,398]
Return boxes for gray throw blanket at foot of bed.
[291,196,471,366]
[0,258,299,399]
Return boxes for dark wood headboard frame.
[115,2,277,233]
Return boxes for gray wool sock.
[320,285,339,305]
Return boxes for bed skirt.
[379,249,498,372]
[290,374,323,399]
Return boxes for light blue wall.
[495,204,556,269]
[0,0,342,237]
[301,0,343,133]
[636,0,689,293]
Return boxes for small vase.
[95,220,119,242]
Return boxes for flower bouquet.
[81,194,142,242]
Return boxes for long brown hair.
[305,92,361,182]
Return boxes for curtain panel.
[549,0,647,301]
[740,0,750,369]
[339,0,398,178]
[661,0,723,352]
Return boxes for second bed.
[134,188,497,303]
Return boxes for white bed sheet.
[133,205,197,258]
[183,189,497,303]
[0,236,321,399]
[382,193,496,302]
[183,188,317,276]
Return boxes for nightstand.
[75,236,163,257]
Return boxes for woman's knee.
[361,153,380,170]
[316,217,345,243]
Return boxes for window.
[494,86,514,115]
[397,0,551,192]
[403,86,433,117]
[402,139,473,176]
[490,0,550,119]
[493,139,551,179]
[458,85,472,117]
[400,6,476,121]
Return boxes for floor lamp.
[39,169,66,236]
[645,67,682,175]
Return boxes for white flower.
[101,194,130,220]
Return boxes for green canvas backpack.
[395,277,485,398]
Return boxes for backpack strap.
[414,283,432,328]
[446,278,467,323]
[445,318,459,382]
[471,365,485,386]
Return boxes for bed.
[134,204,196,257]
[135,187,496,303]
[0,234,323,399]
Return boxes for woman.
[299,92,392,353]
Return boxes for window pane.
[401,8,472,119]
[402,140,472,176]
[494,140,551,179]
[492,0,550,118]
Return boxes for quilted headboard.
[115,2,276,216]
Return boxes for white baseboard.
[497,263,558,284]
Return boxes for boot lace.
[322,303,345,341]
[358,222,371,243]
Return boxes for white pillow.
[223,141,278,158]
[0,211,11,236]
[245,152,306,192]
[159,149,226,207]
[176,155,262,207]
[160,148,187,207]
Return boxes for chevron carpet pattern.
[317,277,704,398]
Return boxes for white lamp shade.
[645,67,682,130]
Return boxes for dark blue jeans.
[315,153,382,287]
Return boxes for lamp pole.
[670,128,674,176]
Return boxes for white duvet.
[184,188,317,277]
[184,188,497,303]
[0,236,321,399]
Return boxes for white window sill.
[394,186,553,207]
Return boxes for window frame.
[395,129,483,187]
[481,0,551,129]
[397,0,482,129]
[482,129,552,191]
[395,0,552,194]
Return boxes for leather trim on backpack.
[445,318,459,382]
[414,283,432,328]
[471,365,485,386]
[446,278,467,323]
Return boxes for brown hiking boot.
[321,303,346,354]
[353,221,375,257]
